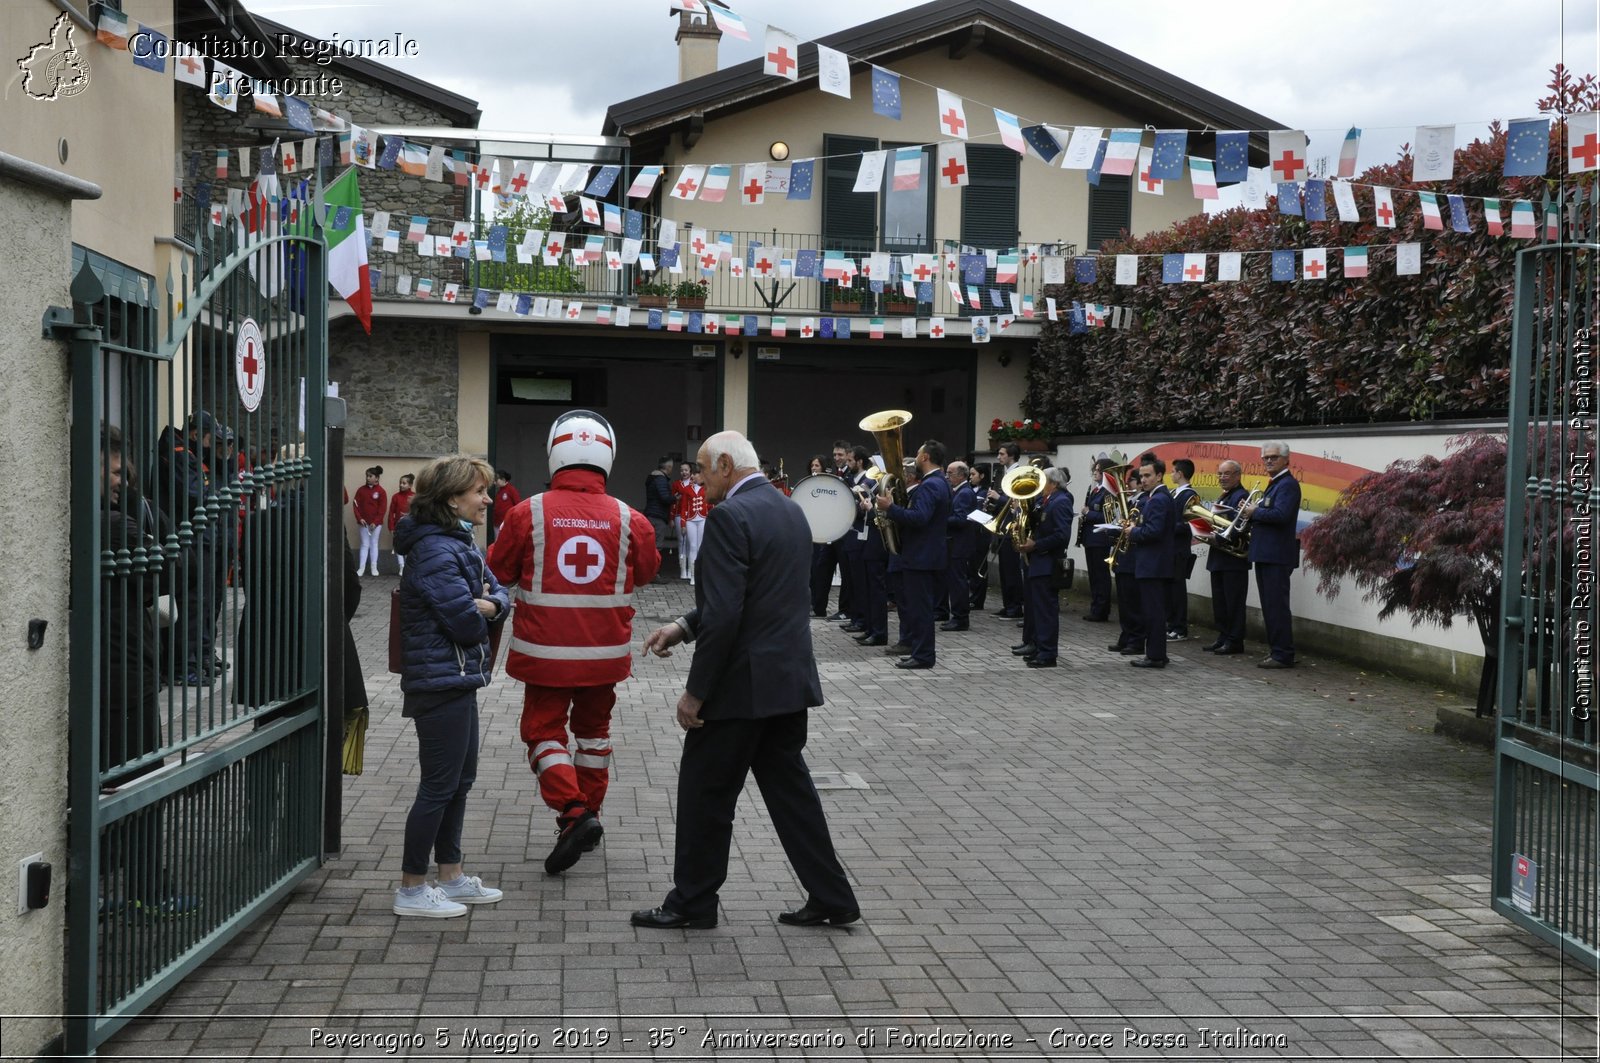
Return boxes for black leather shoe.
[1025,657,1057,668]
[827,611,850,622]
[998,610,1023,619]
[1119,646,1145,656]
[1130,657,1167,668]
[631,905,716,930]
[1201,641,1224,653]
[778,903,861,927]
[895,658,933,670]
[883,644,911,656]
[545,811,602,875]
[1107,642,1127,652]
[939,620,969,631]
[1259,658,1295,669]
[1011,643,1036,656]
[1214,644,1244,655]
[841,622,866,633]
[857,635,887,646]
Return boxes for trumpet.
[1213,487,1264,554]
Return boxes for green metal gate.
[1493,188,1598,970]
[53,178,330,1054]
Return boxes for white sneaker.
[436,874,503,905]
[393,885,467,918]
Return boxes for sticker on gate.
[235,317,265,412]
[557,535,608,585]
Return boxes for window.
[1086,174,1132,251]
[881,144,933,253]
[958,147,1020,316]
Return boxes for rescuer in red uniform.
[488,411,660,874]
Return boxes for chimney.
[675,7,722,82]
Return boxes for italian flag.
[325,169,372,333]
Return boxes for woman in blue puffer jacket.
[390,455,511,919]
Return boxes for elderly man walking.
[635,430,859,930]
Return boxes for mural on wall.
[1119,442,1379,533]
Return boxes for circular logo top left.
[235,318,265,412]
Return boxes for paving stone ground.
[102,573,1598,1060]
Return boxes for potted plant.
[635,276,672,309]
[884,291,918,314]
[673,279,709,310]
[830,286,864,311]
[989,418,1052,451]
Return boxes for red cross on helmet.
[547,409,616,478]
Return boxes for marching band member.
[1125,457,1174,669]
[1242,441,1302,669]
[1167,458,1198,641]
[671,461,693,579]
[876,442,952,669]
[678,465,710,585]
[1078,457,1116,622]
[984,442,1025,619]
[839,446,872,633]
[941,461,976,632]
[966,465,993,611]
[1202,460,1251,655]
[1108,464,1146,657]
[1015,467,1074,668]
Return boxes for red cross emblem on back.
[577,429,592,444]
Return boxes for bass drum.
[789,474,858,543]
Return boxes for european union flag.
[1149,130,1187,180]
[1303,179,1327,222]
[819,317,835,339]
[837,318,851,339]
[647,309,663,330]
[1161,254,1183,283]
[585,165,621,197]
[1276,182,1302,216]
[1074,257,1097,283]
[487,224,509,261]
[1086,137,1108,187]
[1215,132,1249,183]
[195,182,211,211]
[133,25,167,72]
[917,281,933,302]
[517,293,534,315]
[331,205,351,230]
[1504,118,1549,177]
[1270,250,1295,281]
[377,137,402,170]
[962,254,986,285]
[1021,125,1062,164]
[473,288,490,310]
[687,312,703,333]
[747,240,761,267]
[870,66,901,120]
[625,209,642,240]
[989,288,1005,307]
[870,279,884,294]
[743,315,759,337]
[369,268,382,293]
[1449,194,1471,232]
[659,243,679,268]
[795,249,818,278]
[787,159,815,200]
[284,96,314,134]
[1069,302,1087,334]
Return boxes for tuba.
[858,409,912,554]
[1182,496,1249,559]
[1098,462,1136,526]
[999,463,1046,546]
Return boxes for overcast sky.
[254,0,1598,172]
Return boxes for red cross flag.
[670,165,706,200]
[1373,186,1396,229]
[800,318,815,338]
[929,317,946,339]
[741,163,766,205]
[443,283,460,303]
[937,142,969,187]
[1301,248,1327,281]
[579,196,601,225]
[1567,111,1600,173]
[936,89,968,140]
[1267,130,1308,183]
[764,26,800,81]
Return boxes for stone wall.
[178,52,472,290]
[329,317,459,455]
[0,163,81,1057]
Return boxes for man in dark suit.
[984,442,1025,618]
[1079,457,1116,622]
[1167,458,1198,641]
[1108,466,1145,657]
[941,460,977,632]
[1242,441,1302,668]
[966,465,993,611]
[1125,457,1174,668]
[1203,460,1251,655]
[811,439,853,617]
[1016,467,1074,667]
[635,431,859,930]
[876,440,952,669]
[836,446,871,631]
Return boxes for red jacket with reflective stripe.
[487,468,660,687]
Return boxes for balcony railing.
[368,228,1074,322]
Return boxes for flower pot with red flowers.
[988,417,1052,450]
[830,286,864,313]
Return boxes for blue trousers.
[1084,544,1112,619]
[865,560,889,639]
[402,691,479,875]
[1255,563,1296,663]
[945,553,972,624]
[1026,575,1059,660]
[1115,571,1144,650]
[1210,568,1249,647]
[900,568,938,665]
[1138,578,1168,663]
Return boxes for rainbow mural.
[1140,442,1378,533]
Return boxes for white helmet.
[547,410,616,478]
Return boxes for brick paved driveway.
[104,574,1598,1059]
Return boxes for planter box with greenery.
[673,280,709,310]
[989,419,1052,450]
